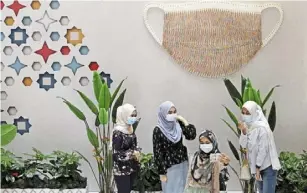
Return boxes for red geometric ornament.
[7,0,26,16]
[1,1,5,10]
[88,62,99,71]
[35,42,56,63]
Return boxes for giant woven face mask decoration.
[144,2,283,78]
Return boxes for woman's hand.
[160,175,167,182]
[219,153,230,165]
[238,122,247,135]
[132,150,141,162]
[256,168,262,181]
[176,115,189,126]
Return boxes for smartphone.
[210,153,221,162]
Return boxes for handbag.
[240,152,252,181]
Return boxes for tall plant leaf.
[252,88,261,106]
[86,128,99,148]
[221,119,239,137]
[224,78,242,106]
[223,105,239,127]
[133,118,141,133]
[234,98,243,109]
[110,77,127,107]
[241,75,247,96]
[93,71,103,102]
[268,101,276,131]
[1,124,17,146]
[75,90,98,115]
[75,150,99,186]
[99,83,111,110]
[58,97,86,121]
[99,108,108,125]
[228,140,240,161]
[257,90,263,106]
[112,89,126,123]
[261,85,280,108]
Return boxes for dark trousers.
[114,172,136,193]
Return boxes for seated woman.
[184,130,230,193]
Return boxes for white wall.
[1,1,307,191]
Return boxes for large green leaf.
[223,105,239,127]
[58,97,86,121]
[112,89,126,123]
[268,101,276,131]
[75,90,98,115]
[221,119,239,138]
[99,108,108,125]
[252,88,261,106]
[133,118,141,133]
[228,140,240,161]
[99,83,111,110]
[110,77,127,107]
[1,124,17,146]
[241,75,247,96]
[224,78,242,106]
[86,128,99,148]
[261,85,280,108]
[93,71,104,102]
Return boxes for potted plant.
[58,71,139,193]
[222,75,279,193]
[1,148,87,193]
[132,153,162,193]
[276,151,307,193]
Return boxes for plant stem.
[229,164,244,191]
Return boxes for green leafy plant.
[1,148,86,189]
[132,153,161,193]
[58,71,138,193]
[1,124,17,146]
[222,75,279,193]
[277,151,307,193]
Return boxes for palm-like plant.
[58,71,133,193]
[222,75,279,193]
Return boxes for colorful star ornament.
[1,1,4,10]
[36,11,57,31]
[65,26,85,46]
[9,57,27,75]
[7,0,26,16]
[35,41,56,63]
[13,116,32,135]
[8,27,29,46]
[65,56,84,75]
[37,72,57,91]
[100,71,113,88]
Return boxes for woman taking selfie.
[239,101,281,193]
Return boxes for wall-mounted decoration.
[50,31,60,41]
[7,106,18,116]
[88,61,99,71]
[30,0,41,10]
[4,77,15,86]
[65,56,84,75]
[51,62,61,71]
[100,71,113,88]
[4,16,15,26]
[22,16,32,26]
[79,77,89,86]
[22,77,33,86]
[35,41,57,63]
[65,26,85,46]
[37,72,57,91]
[7,0,26,16]
[3,46,13,56]
[1,1,4,10]
[49,0,60,10]
[31,61,42,71]
[1,62,4,71]
[1,32,5,41]
[59,16,70,26]
[22,46,32,55]
[144,2,283,78]
[8,27,29,46]
[13,116,32,135]
[9,57,27,75]
[32,31,42,41]
[36,11,57,31]
[60,46,70,55]
[61,76,71,86]
[1,91,8,100]
[79,46,89,55]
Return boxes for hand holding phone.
[210,153,221,163]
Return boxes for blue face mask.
[127,117,137,125]
[242,114,252,123]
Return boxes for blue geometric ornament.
[9,57,27,75]
[37,71,57,91]
[100,71,113,88]
[8,27,29,46]
[13,116,32,135]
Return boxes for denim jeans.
[257,165,278,193]
[162,161,188,193]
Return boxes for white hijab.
[242,101,281,171]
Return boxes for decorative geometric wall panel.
[9,57,27,75]
[1,1,4,10]
[35,42,56,63]
[65,56,84,75]
[32,61,42,71]
[37,72,57,91]
[3,46,14,55]
[22,46,32,55]
[1,62,4,71]
[22,16,32,26]
[8,27,29,46]
[60,46,70,55]
[4,16,15,26]
[88,62,99,71]
[50,0,60,10]
[100,71,113,88]
[30,0,41,10]
[4,77,15,86]
[79,46,89,55]
[22,77,33,86]
[1,91,8,100]
[32,31,42,41]
[7,0,26,16]
[65,27,84,46]
[59,16,70,26]
[1,32,5,41]
[79,77,89,86]
[13,116,32,135]
[7,106,18,116]
[36,11,57,31]
[50,32,60,41]
[61,76,71,86]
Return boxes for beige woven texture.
[162,9,262,78]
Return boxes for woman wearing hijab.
[112,104,141,193]
[152,101,197,193]
[239,101,281,193]
[184,130,230,193]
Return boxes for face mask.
[144,2,283,78]
[200,144,213,153]
[127,117,137,125]
[166,113,177,122]
[242,114,252,123]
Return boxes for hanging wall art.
[144,2,283,78]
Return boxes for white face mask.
[200,144,213,153]
[242,114,252,123]
[166,113,177,122]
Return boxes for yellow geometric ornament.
[64,26,85,46]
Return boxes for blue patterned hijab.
[157,101,182,143]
